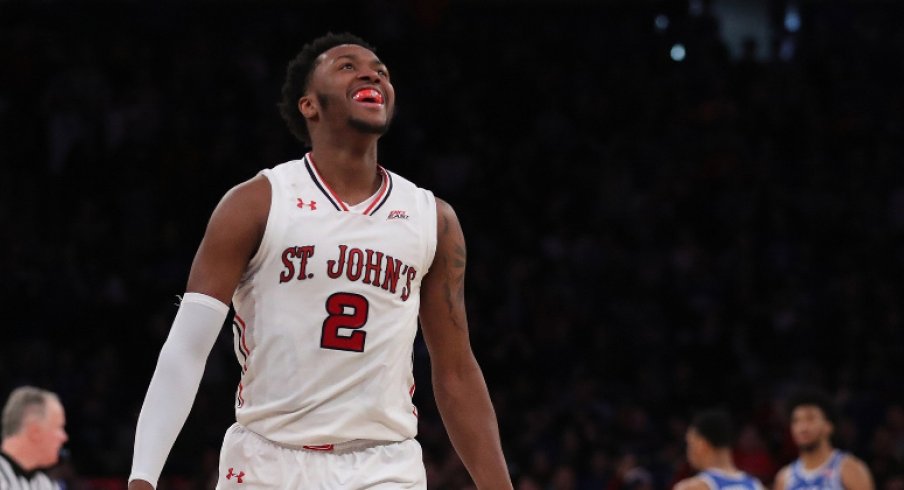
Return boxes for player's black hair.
[787,387,837,425]
[278,32,376,145]
[690,409,734,449]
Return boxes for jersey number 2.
[320,292,369,352]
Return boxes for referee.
[0,387,67,490]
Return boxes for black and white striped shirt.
[0,452,59,490]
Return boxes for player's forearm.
[433,362,512,490]
[130,341,207,485]
[130,293,227,487]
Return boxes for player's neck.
[707,451,738,474]
[309,143,382,205]
[310,126,380,167]
[1,438,40,471]
[799,442,834,469]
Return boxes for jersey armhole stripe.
[423,190,438,273]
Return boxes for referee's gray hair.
[2,386,59,439]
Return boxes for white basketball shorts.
[215,423,427,489]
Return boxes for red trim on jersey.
[409,383,416,397]
[306,153,349,211]
[302,444,335,451]
[307,152,390,215]
[362,166,390,215]
[233,313,248,407]
[235,313,251,362]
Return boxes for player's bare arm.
[674,477,710,490]
[418,198,512,489]
[840,455,875,490]
[184,174,271,302]
[773,466,790,490]
[128,175,269,490]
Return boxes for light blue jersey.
[699,469,764,490]
[785,450,846,490]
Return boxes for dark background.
[1,0,903,489]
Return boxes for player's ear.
[299,95,318,120]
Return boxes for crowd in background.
[1,1,903,489]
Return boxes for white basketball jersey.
[230,153,437,447]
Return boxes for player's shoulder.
[432,197,464,235]
[221,173,270,209]
[773,464,793,490]
[265,157,308,177]
[230,158,309,200]
[839,452,870,475]
[382,167,431,194]
[840,451,865,465]
[247,158,307,193]
[205,172,272,235]
[380,167,440,218]
[675,475,711,490]
[838,451,874,490]
[434,195,453,213]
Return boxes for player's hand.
[128,480,154,490]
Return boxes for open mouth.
[352,88,384,105]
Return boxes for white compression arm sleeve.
[129,292,229,487]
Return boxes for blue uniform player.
[774,389,873,490]
[674,409,765,490]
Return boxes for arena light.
[784,4,801,32]
[670,43,686,61]
[655,14,669,32]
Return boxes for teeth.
[353,89,383,104]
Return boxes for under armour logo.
[297,198,317,210]
[226,468,245,483]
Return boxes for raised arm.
[418,198,512,489]
[128,175,270,490]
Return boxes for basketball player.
[127,32,512,489]
[1,386,67,490]
[773,389,874,490]
[674,409,765,490]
